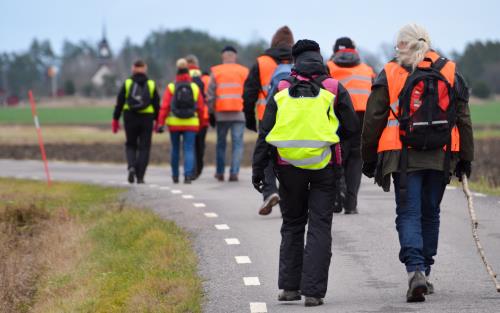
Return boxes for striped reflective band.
[261,84,270,92]
[218,94,242,99]
[218,83,242,88]
[413,120,449,126]
[280,148,331,167]
[346,88,371,95]
[256,99,266,105]
[387,119,399,127]
[268,139,331,148]
[390,100,399,112]
[340,75,372,84]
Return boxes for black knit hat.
[333,37,355,53]
[221,45,237,54]
[292,39,320,58]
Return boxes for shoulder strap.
[431,57,448,72]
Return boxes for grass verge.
[470,100,500,126]
[0,179,202,313]
[452,177,500,196]
[0,106,113,125]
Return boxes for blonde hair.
[176,58,188,69]
[185,54,199,66]
[396,23,431,71]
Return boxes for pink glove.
[112,119,120,133]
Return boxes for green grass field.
[469,100,500,125]
[0,106,113,125]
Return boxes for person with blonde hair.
[361,24,474,302]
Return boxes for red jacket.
[158,73,204,132]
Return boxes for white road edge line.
[193,203,206,208]
[171,189,182,194]
[243,277,261,286]
[250,302,267,313]
[235,256,251,264]
[215,224,230,230]
[182,194,194,199]
[204,212,218,218]
[225,238,240,245]
[472,192,487,197]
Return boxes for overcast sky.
[1,0,499,56]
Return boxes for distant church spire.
[98,23,111,62]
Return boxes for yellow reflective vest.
[123,78,156,114]
[166,82,200,127]
[266,88,340,170]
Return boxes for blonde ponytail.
[396,24,431,71]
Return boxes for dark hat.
[271,26,295,48]
[292,39,320,58]
[333,37,355,53]
[221,45,237,54]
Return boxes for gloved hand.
[246,118,257,132]
[454,160,472,181]
[153,120,159,133]
[362,161,377,178]
[157,125,165,133]
[112,119,120,133]
[209,113,216,128]
[252,172,265,193]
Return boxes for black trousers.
[195,127,208,177]
[123,112,154,180]
[277,165,336,298]
[342,111,364,211]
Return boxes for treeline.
[0,28,499,100]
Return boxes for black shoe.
[184,177,192,184]
[128,167,136,184]
[407,271,427,302]
[278,290,301,301]
[344,208,359,214]
[172,177,179,184]
[137,178,145,184]
[304,297,324,307]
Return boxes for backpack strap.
[431,57,448,72]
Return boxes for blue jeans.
[169,131,196,178]
[393,170,446,274]
[216,121,244,175]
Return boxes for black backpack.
[171,82,196,118]
[396,57,457,199]
[127,81,151,111]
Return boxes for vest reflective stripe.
[327,61,374,112]
[256,55,278,120]
[124,78,155,113]
[211,63,249,112]
[266,88,340,170]
[377,51,460,153]
[165,82,200,127]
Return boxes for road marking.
[149,184,160,188]
[250,302,267,313]
[159,186,170,190]
[171,189,182,194]
[193,203,206,208]
[243,277,261,286]
[204,212,218,218]
[235,256,251,264]
[472,192,487,197]
[182,194,194,199]
[446,186,457,190]
[215,224,230,230]
[225,238,240,245]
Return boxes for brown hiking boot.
[214,173,224,182]
[229,174,238,182]
[406,271,427,302]
[258,193,280,215]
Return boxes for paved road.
[1,159,500,313]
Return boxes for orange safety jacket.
[256,55,278,120]
[211,63,249,112]
[327,60,374,112]
[377,51,460,153]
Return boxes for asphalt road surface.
[1,159,500,313]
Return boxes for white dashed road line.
[182,194,194,199]
[204,212,218,218]
[249,302,267,313]
[235,256,252,264]
[215,224,230,230]
[225,238,240,245]
[446,186,457,190]
[171,189,182,194]
[243,277,261,286]
[193,202,206,208]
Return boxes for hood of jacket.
[331,50,361,67]
[293,51,327,77]
[265,47,293,63]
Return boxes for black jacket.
[113,73,160,120]
[252,58,360,175]
[243,47,293,131]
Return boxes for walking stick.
[461,175,500,292]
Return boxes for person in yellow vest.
[207,46,249,182]
[112,60,160,184]
[253,40,359,306]
[327,37,375,214]
[361,24,474,302]
[157,58,204,184]
[243,26,295,215]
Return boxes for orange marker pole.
[28,90,51,187]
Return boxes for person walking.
[186,54,210,179]
[327,37,375,214]
[157,58,204,184]
[207,46,249,182]
[244,26,295,215]
[112,59,160,184]
[252,40,359,306]
[361,24,474,302]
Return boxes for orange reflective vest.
[211,63,249,112]
[327,61,374,112]
[377,51,460,153]
[256,55,278,120]
[201,73,210,97]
